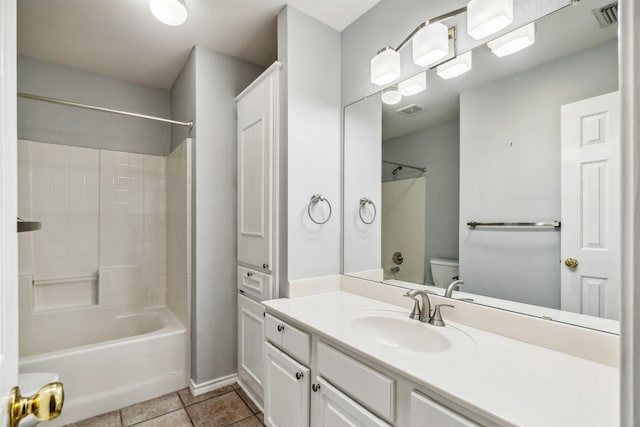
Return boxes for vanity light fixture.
[149,0,188,26]
[436,51,472,80]
[412,22,449,67]
[398,72,426,96]
[487,22,535,57]
[381,87,403,105]
[467,0,514,40]
[371,47,402,86]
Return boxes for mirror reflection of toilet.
[430,258,459,288]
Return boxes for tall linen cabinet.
[235,62,282,408]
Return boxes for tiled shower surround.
[17,139,191,352]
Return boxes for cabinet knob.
[277,324,285,332]
[312,384,321,392]
[246,272,253,277]
[295,372,304,380]
[263,263,269,269]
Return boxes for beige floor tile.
[231,383,241,390]
[66,410,122,427]
[228,416,263,427]
[132,409,192,427]
[121,393,182,426]
[178,385,235,406]
[186,391,252,427]
[234,388,260,414]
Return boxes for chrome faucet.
[403,289,434,323]
[445,280,464,298]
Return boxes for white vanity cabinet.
[235,62,282,409]
[264,312,484,427]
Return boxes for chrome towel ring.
[358,197,377,225]
[308,194,332,225]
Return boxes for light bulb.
[398,72,426,96]
[381,88,403,105]
[437,51,472,80]
[487,23,535,57]
[412,22,449,67]
[370,48,401,86]
[149,0,188,27]
[467,0,513,40]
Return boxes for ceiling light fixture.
[436,51,472,80]
[149,0,188,27]
[398,72,426,96]
[487,22,535,57]
[412,22,449,67]
[467,0,513,40]
[370,47,401,86]
[381,87,403,105]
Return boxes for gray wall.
[459,40,618,308]
[18,55,171,155]
[383,120,460,285]
[171,49,196,152]
[278,6,342,284]
[171,46,263,386]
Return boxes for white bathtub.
[19,307,187,426]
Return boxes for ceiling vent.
[397,104,424,116]
[592,2,618,27]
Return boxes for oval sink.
[346,311,475,354]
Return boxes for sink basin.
[346,311,475,354]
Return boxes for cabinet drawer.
[409,390,480,427]
[238,266,272,300]
[316,341,394,422]
[265,314,311,365]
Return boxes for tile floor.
[66,383,264,427]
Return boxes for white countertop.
[263,290,619,427]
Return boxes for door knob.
[564,258,579,269]
[9,382,64,427]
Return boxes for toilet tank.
[430,258,459,287]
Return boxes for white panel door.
[0,0,19,425]
[561,91,620,320]
[311,377,391,427]
[237,293,265,405]
[237,72,275,272]
[264,342,310,427]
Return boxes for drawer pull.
[295,372,304,380]
[312,384,321,392]
[247,272,253,277]
[277,324,285,332]
[263,263,269,269]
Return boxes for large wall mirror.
[343,0,619,333]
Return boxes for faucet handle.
[403,293,422,320]
[429,304,454,327]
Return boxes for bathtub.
[19,307,187,426]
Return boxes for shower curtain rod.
[383,160,427,173]
[18,92,194,129]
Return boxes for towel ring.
[308,194,332,225]
[359,197,377,225]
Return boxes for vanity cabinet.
[264,312,486,427]
[236,62,282,408]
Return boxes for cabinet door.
[237,70,275,272]
[311,377,391,427]
[238,293,265,404]
[264,342,310,427]
[409,390,479,427]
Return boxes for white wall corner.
[189,373,238,397]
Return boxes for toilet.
[18,373,60,427]
[429,258,459,287]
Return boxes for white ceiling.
[17,0,380,89]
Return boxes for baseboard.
[190,373,239,396]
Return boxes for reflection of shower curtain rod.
[18,92,194,129]
[383,160,427,173]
